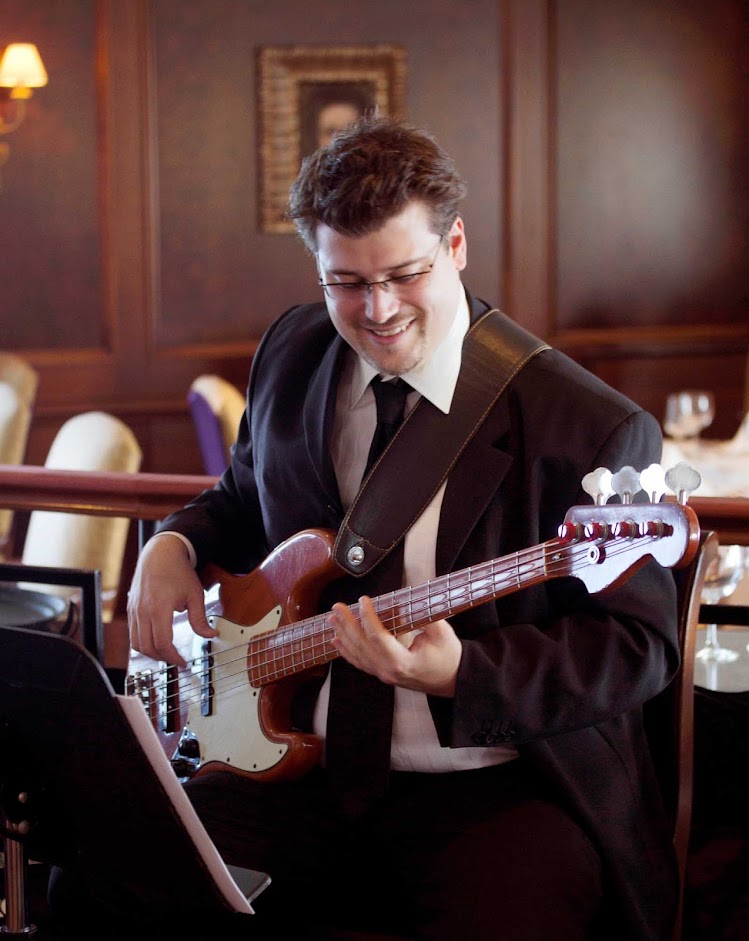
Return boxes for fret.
[406,584,415,628]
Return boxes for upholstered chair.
[20,411,143,621]
[187,374,245,476]
[0,353,38,557]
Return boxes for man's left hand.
[328,595,462,697]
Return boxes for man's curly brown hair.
[288,115,467,252]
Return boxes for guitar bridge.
[126,665,180,734]
[171,728,202,782]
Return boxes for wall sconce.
[0,43,48,181]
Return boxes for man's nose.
[364,283,399,322]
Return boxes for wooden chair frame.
[645,530,719,941]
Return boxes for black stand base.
[1,834,37,938]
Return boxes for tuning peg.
[611,466,642,505]
[664,462,702,504]
[581,467,615,505]
[639,463,667,503]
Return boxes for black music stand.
[0,624,269,937]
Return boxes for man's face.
[315,202,467,376]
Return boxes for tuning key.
[639,463,667,503]
[611,466,642,505]
[581,467,615,505]
[664,462,702,504]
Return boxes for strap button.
[347,545,365,567]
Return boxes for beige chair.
[187,374,245,475]
[0,351,39,407]
[0,353,38,557]
[21,411,143,621]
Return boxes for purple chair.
[187,375,245,476]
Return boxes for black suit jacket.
[162,292,679,940]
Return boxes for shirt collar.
[348,289,470,415]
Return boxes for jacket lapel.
[436,403,514,575]
[303,329,349,515]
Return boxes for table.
[661,435,749,499]
[694,626,749,692]
[661,426,749,692]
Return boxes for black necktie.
[326,377,411,817]
[364,377,411,477]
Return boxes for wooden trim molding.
[552,323,749,360]
[0,464,217,521]
[1,464,746,547]
[690,497,749,547]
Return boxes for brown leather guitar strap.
[334,308,550,577]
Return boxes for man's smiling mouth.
[368,321,412,338]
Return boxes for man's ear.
[449,216,467,271]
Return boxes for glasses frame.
[318,238,444,300]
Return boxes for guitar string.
[129,535,665,719]
[131,534,663,717]
[132,535,585,692]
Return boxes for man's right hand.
[127,533,216,667]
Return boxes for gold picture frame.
[257,44,407,234]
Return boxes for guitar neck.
[247,539,557,687]
[244,499,695,689]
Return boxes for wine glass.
[695,544,747,663]
[663,390,715,441]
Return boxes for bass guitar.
[127,498,699,783]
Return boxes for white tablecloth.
[661,422,749,611]
[661,436,749,499]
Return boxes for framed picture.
[257,44,406,234]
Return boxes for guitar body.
[132,528,342,783]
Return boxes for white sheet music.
[116,694,255,914]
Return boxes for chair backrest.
[0,384,33,554]
[21,411,143,619]
[0,354,38,556]
[187,374,245,476]
[0,352,38,406]
[644,528,719,941]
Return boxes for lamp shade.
[0,44,48,98]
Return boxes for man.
[128,117,679,940]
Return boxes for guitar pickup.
[159,664,179,733]
[199,639,214,717]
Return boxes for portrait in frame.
[257,44,406,234]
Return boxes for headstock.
[561,461,702,594]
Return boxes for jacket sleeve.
[444,408,681,748]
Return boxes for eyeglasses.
[318,239,444,301]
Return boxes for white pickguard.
[182,606,288,773]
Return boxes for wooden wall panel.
[555,0,749,331]
[150,0,502,355]
[0,0,104,351]
[1,0,747,482]
[502,0,749,433]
